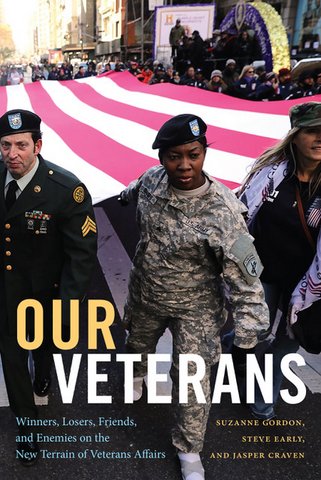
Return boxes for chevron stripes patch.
[82,216,97,237]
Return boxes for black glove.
[118,190,129,206]
[232,345,256,377]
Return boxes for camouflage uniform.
[122,165,269,453]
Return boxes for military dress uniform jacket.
[122,165,269,350]
[0,154,97,336]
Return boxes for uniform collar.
[152,167,215,200]
[3,156,48,219]
[151,168,216,217]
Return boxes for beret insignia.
[8,113,22,130]
[189,119,200,136]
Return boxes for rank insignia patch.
[82,216,97,237]
[73,186,85,203]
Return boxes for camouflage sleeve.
[119,178,142,205]
[219,224,270,349]
[119,166,165,204]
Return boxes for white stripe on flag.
[83,76,290,139]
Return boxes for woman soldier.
[120,114,269,480]
[238,102,321,420]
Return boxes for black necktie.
[5,180,19,210]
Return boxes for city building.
[0,0,15,62]
[61,0,96,61]
[7,1,320,65]
[95,0,123,60]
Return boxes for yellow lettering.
[53,300,79,350]
[88,300,115,349]
[17,299,43,349]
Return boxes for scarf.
[239,159,321,326]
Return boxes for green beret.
[152,114,207,150]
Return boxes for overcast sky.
[4,0,36,54]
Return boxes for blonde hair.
[239,65,254,79]
[242,127,321,198]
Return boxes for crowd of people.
[0,65,24,85]
[0,61,98,85]
[126,58,321,101]
[169,22,262,71]
[1,37,321,103]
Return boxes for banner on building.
[154,4,215,61]
[48,48,64,64]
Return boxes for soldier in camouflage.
[120,114,269,480]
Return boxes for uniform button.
[5,237,11,242]
[54,283,59,288]
[6,265,12,271]
[49,170,53,175]
[35,230,40,234]
[5,251,11,256]
[5,223,11,229]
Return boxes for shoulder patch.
[228,234,263,285]
[73,186,85,203]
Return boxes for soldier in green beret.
[120,114,269,480]
[0,109,97,465]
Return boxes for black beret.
[0,109,41,138]
[152,114,207,150]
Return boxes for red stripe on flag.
[0,86,8,116]
[24,82,157,184]
[62,80,276,158]
[215,178,240,189]
[109,71,321,115]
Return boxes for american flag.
[307,197,321,228]
[1,71,320,204]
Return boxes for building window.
[103,16,111,37]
